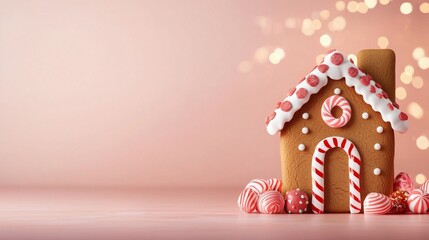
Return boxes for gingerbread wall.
[280,77,395,213]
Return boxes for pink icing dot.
[399,112,408,121]
[387,103,394,110]
[377,93,383,99]
[330,53,344,65]
[382,91,389,99]
[306,75,319,87]
[370,85,376,93]
[296,88,308,99]
[348,67,358,78]
[281,101,292,112]
[288,87,296,96]
[318,64,329,73]
[360,76,370,86]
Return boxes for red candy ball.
[285,188,309,214]
[389,190,409,214]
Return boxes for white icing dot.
[374,168,381,176]
[301,195,304,198]
[377,126,384,133]
[302,112,309,119]
[374,143,381,150]
[362,112,369,119]
[334,88,341,95]
[299,209,303,213]
[298,144,305,151]
[302,127,309,134]
[288,211,291,213]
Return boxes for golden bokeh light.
[238,61,252,73]
[285,18,297,29]
[348,54,357,64]
[316,54,326,64]
[377,36,389,49]
[407,102,424,119]
[347,1,358,13]
[254,47,269,64]
[412,76,424,89]
[413,47,425,60]
[405,65,414,75]
[396,87,407,100]
[357,2,369,13]
[365,0,377,9]
[269,48,285,65]
[418,57,429,69]
[421,2,429,13]
[379,0,390,6]
[320,10,330,20]
[400,2,413,15]
[416,136,429,150]
[336,1,346,11]
[400,72,413,84]
[416,174,427,185]
[320,34,332,48]
[312,19,322,30]
[328,16,346,31]
[301,18,315,36]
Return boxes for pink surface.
[0,1,428,189]
[0,188,428,240]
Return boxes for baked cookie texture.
[265,49,409,213]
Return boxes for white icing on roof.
[265,50,409,135]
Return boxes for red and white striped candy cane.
[311,136,362,214]
[321,95,352,128]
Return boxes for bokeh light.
[416,174,427,185]
[312,19,322,30]
[396,87,407,100]
[421,2,429,13]
[285,18,297,29]
[407,102,424,119]
[357,2,369,13]
[400,72,412,84]
[320,10,330,20]
[347,1,358,13]
[377,36,389,49]
[329,16,346,31]
[254,47,269,63]
[365,0,377,9]
[268,48,285,64]
[418,57,429,69]
[405,65,414,75]
[379,0,390,6]
[400,2,413,15]
[413,47,425,60]
[417,136,429,150]
[412,76,424,89]
[336,1,346,11]
[320,34,332,48]
[301,18,315,36]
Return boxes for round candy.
[245,179,271,195]
[393,172,414,193]
[258,191,285,214]
[420,180,429,194]
[364,192,392,214]
[237,188,258,213]
[407,189,429,214]
[267,178,282,192]
[321,95,352,128]
[389,190,409,214]
[285,188,309,214]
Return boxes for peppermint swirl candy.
[321,95,352,128]
[364,192,392,214]
[407,189,429,214]
[257,191,285,214]
[237,188,258,213]
[393,172,414,192]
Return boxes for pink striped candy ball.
[407,189,429,214]
[393,172,414,193]
[267,178,282,192]
[258,191,285,214]
[364,193,392,214]
[420,180,429,194]
[237,188,259,213]
[245,179,271,195]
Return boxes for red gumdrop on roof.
[387,103,394,110]
[399,112,408,121]
[281,101,292,112]
[393,102,400,108]
[296,88,308,99]
[375,82,382,88]
[318,64,329,73]
[288,87,296,96]
[348,67,358,78]
[370,85,376,93]
[377,93,383,99]
[330,53,344,65]
[360,76,370,86]
[306,75,319,87]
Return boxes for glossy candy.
[393,172,414,193]
[258,191,285,214]
[285,188,309,214]
[237,188,258,213]
[267,178,282,192]
[245,179,271,195]
[407,189,429,214]
[364,193,392,214]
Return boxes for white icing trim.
[266,50,409,135]
[374,168,381,176]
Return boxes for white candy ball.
[374,143,381,151]
[302,127,309,134]
[373,168,381,176]
[376,126,383,133]
[298,144,305,151]
[334,88,341,95]
[302,113,309,119]
[362,112,369,119]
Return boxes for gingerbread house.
[265,49,409,213]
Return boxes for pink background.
[0,0,428,188]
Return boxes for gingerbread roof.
[265,50,409,135]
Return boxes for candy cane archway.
[311,136,362,214]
